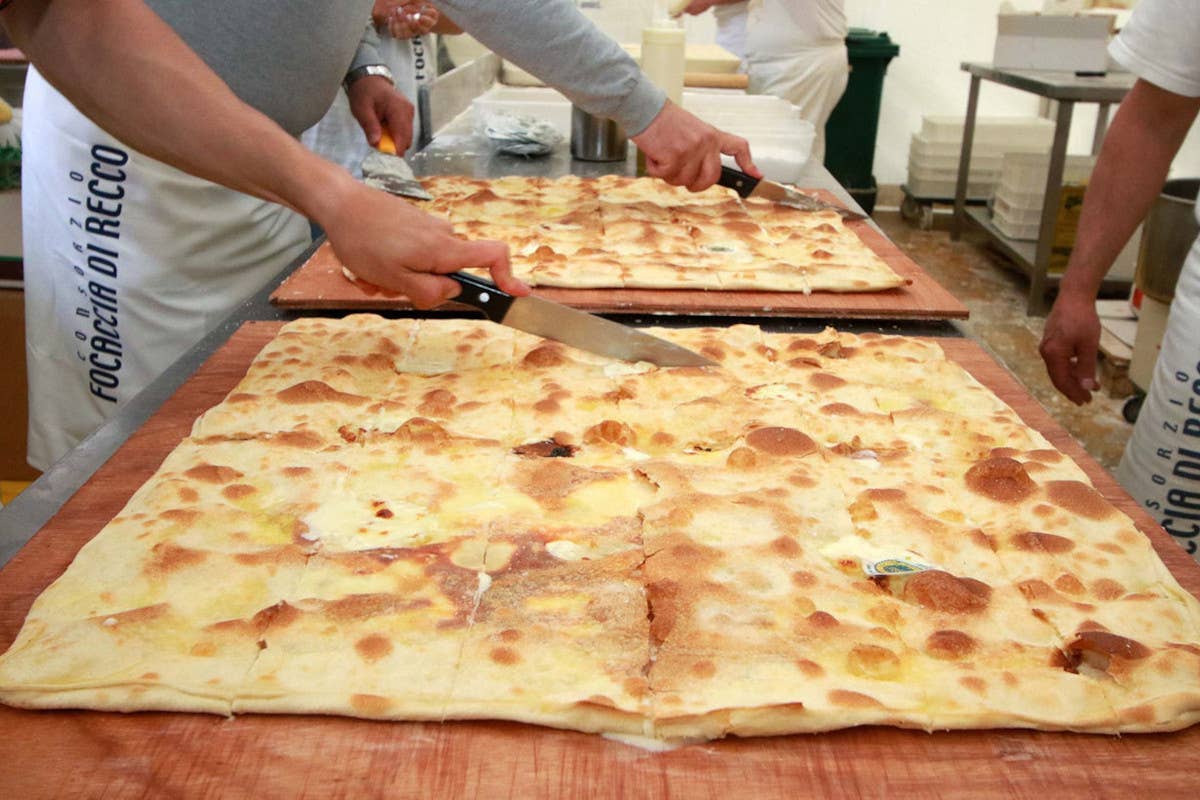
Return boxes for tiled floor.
[875,211,1133,472]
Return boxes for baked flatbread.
[352,175,907,293]
[2,317,1198,741]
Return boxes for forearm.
[1058,79,1200,300]
[435,0,665,134]
[432,16,461,35]
[2,0,357,225]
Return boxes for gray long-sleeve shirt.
[144,0,665,137]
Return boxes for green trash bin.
[824,29,899,215]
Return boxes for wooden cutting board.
[1,322,1196,799]
[271,192,969,320]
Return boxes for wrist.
[343,64,394,93]
[287,153,361,230]
[1056,266,1105,303]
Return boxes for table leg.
[951,75,982,241]
[1029,100,1075,316]
[1092,103,1111,155]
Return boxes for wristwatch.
[342,64,394,93]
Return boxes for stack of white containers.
[990,152,1097,240]
[906,116,1055,199]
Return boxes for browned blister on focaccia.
[2,318,1199,741]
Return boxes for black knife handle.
[447,272,514,322]
[717,165,761,199]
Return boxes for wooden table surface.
[271,192,968,320]
[0,322,1195,799]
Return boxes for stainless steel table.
[0,125,960,569]
[951,62,1135,315]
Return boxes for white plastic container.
[909,143,1004,174]
[469,86,813,181]
[909,131,1048,166]
[907,161,999,185]
[472,86,572,135]
[992,182,1047,211]
[906,171,996,200]
[993,206,1043,240]
[991,190,1045,226]
[919,116,1056,147]
[998,152,1096,195]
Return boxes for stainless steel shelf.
[951,63,1135,315]
[964,206,1039,274]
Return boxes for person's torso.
[145,0,374,134]
[745,0,848,58]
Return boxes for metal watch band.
[342,64,394,93]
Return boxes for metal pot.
[1135,178,1200,303]
[570,105,627,162]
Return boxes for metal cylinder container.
[1135,178,1200,303]
[570,105,627,162]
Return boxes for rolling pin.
[684,71,749,89]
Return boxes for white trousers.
[22,68,310,470]
[1116,234,1200,561]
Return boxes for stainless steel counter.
[0,125,961,569]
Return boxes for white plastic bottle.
[640,17,685,105]
[637,15,685,174]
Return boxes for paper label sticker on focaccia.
[863,557,936,577]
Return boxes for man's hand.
[1039,290,1102,405]
[631,101,759,191]
[680,0,742,15]
[376,0,439,39]
[320,180,529,309]
[347,75,415,153]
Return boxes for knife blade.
[717,166,867,221]
[360,128,433,201]
[446,272,716,367]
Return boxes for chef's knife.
[360,128,433,201]
[717,166,867,221]
[447,272,716,367]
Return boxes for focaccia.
[3,317,1199,742]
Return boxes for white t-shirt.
[1108,0,1200,225]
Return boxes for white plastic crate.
[908,132,1048,162]
[907,173,996,200]
[993,206,1042,240]
[991,191,1044,226]
[992,181,1047,210]
[920,115,1055,147]
[999,153,1096,195]
[909,144,1004,174]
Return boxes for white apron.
[1116,233,1200,562]
[715,1,849,164]
[22,67,310,470]
[301,34,435,175]
[746,44,848,164]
